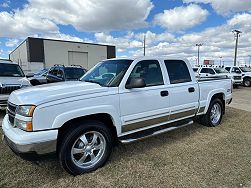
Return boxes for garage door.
[68,51,88,69]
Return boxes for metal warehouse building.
[9,37,116,73]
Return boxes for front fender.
[51,105,122,134]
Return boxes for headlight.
[14,118,33,132]
[16,105,36,117]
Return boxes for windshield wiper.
[84,80,103,86]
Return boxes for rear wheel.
[243,78,251,87]
[199,98,223,127]
[58,121,113,175]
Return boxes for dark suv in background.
[46,65,87,83]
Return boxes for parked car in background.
[0,62,30,109]
[225,66,251,87]
[3,57,232,175]
[46,65,87,84]
[197,66,242,87]
[28,68,49,86]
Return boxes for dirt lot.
[0,107,251,188]
[230,86,251,112]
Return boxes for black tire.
[30,79,41,86]
[58,120,113,175]
[233,84,239,89]
[199,98,223,127]
[243,78,251,87]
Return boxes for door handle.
[160,90,169,97]
[188,87,195,93]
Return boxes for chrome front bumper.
[2,115,58,155]
[3,135,57,155]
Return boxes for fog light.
[14,118,33,132]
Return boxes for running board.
[119,119,193,144]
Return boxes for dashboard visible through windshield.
[81,59,133,87]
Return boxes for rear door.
[164,60,199,121]
[119,60,170,134]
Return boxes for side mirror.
[26,73,34,78]
[235,70,241,74]
[126,78,146,89]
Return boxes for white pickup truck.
[225,66,251,87]
[2,57,232,175]
[196,66,243,86]
[0,62,31,109]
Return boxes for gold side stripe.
[169,109,196,121]
[198,106,206,113]
[122,109,196,133]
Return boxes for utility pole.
[249,55,251,67]
[233,30,242,66]
[196,43,203,65]
[143,34,146,56]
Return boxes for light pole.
[220,56,222,66]
[232,30,242,66]
[196,43,203,65]
[249,55,251,67]
[143,34,146,56]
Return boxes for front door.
[119,60,170,134]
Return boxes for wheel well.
[57,113,118,152]
[210,93,225,114]
[243,76,251,80]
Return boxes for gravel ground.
[0,107,251,188]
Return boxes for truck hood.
[243,72,251,76]
[9,81,108,105]
[0,77,31,86]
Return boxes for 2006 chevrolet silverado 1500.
[2,57,232,175]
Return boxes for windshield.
[64,68,87,80]
[240,67,251,72]
[81,59,133,87]
[34,68,49,76]
[214,68,229,74]
[0,63,25,77]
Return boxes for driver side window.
[127,60,164,87]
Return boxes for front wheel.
[243,78,251,87]
[58,121,113,175]
[199,98,223,127]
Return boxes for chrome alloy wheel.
[210,103,221,125]
[71,131,106,169]
[244,79,251,87]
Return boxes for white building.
[9,37,116,73]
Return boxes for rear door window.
[164,60,192,84]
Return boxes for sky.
[0,0,251,66]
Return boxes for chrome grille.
[7,102,17,125]
[0,85,21,94]
[233,76,241,80]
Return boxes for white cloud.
[154,4,209,31]
[0,11,58,37]
[228,13,251,32]
[129,13,251,66]
[42,33,85,43]
[0,0,153,37]
[95,32,143,52]
[1,0,10,8]
[5,39,19,47]
[183,0,251,15]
